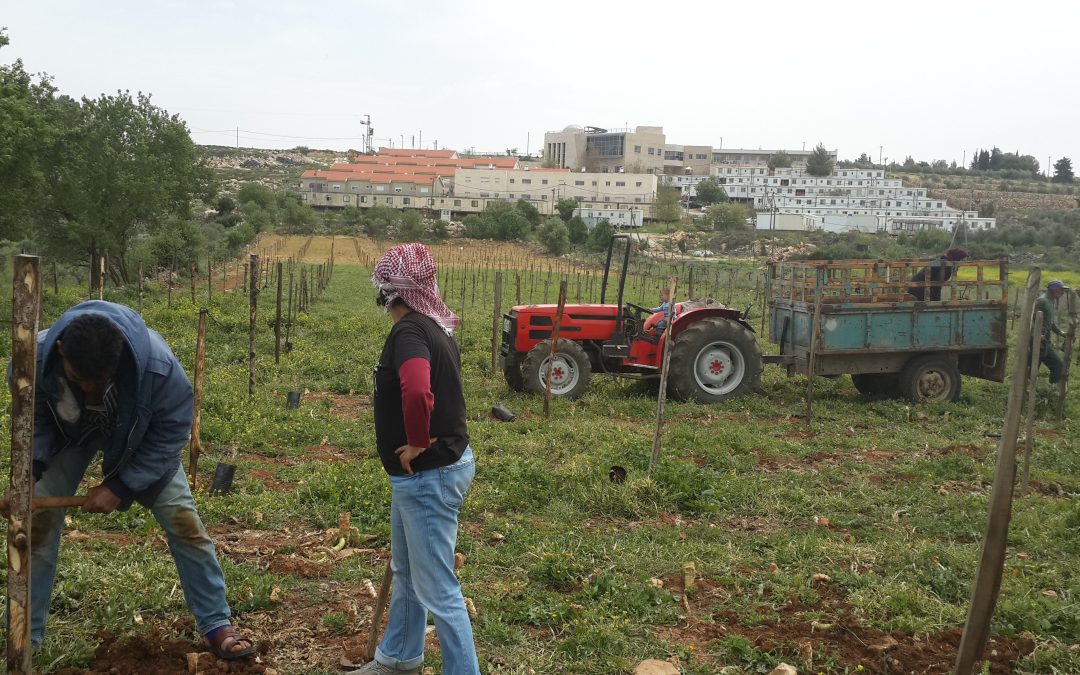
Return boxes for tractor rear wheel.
[900,355,961,403]
[503,357,525,392]
[851,373,900,397]
[522,339,592,400]
[668,318,762,403]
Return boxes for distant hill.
[200,145,338,194]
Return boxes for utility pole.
[236,126,239,149]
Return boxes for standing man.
[1035,279,1070,385]
[358,243,479,675]
[2,301,254,660]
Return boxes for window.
[542,179,548,185]
[343,195,350,203]
[360,196,368,204]
[508,193,514,199]
[635,181,642,187]
[615,181,625,186]
[648,147,655,155]
[541,195,548,200]
[480,193,489,198]
[325,195,332,202]
[300,193,307,200]
[634,145,641,153]
[420,187,429,194]
[471,200,479,207]
[403,197,411,205]
[376,186,385,192]
[394,187,402,193]
[586,133,625,157]
[333,184,341,191]
[605,181,611,186]
[522,179,532,184]
[574,180,584,186]
[591,181,597,186]
[428,199,435,205]
[509,178,515,183]
[454,199,461,206]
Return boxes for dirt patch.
[657,575,1034,673]
[53,631,270,674]
[865,472,917,485]
[932,443,989,459]
[214,525,378,578]
[246,468,296,492]
[306,391,371,420]
[250,444,355,466]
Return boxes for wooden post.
[286,268,295,347]
[543,281,568,418]
[954,268,1041,675]
[1020,311,1043,494]
[804,266,825,419]
[189,309,207,488]
[8,255,40,674]
[207,254,213,306]
[649,277,678,473]
[168,253,175,308]
[491,271,503,374]
[51,261,58,296]
[98,254,105,300]
[137,262,144,314]
[248,254,259,399]
[188,262,195,303]
[1057,293,1077,420]
[274,262,283,364]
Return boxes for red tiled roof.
[301,169,437,185]
[522,167,572,172]
[376,148,458,159]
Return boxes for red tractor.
[500,234,763,402]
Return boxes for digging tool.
[33,496,88,510]
[364,557,394,662]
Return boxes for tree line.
[0,30,259,288]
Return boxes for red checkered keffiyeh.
[372,243,459,333]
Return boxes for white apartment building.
[667,168,994,233]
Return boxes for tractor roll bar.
[601,233,632,307]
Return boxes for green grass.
[0,241,1077,673]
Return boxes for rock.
[633,659,680,675]
[768,664,798,675]
[870,635,899,654]
[186,652,215,673]
[455,552,466,569]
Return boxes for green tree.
[566,215,588,245]
[767,151,793,170]
[280,196,314,232]
[1053,157,1074,184]
[45,90,213,285]
[693,177,727,206]
[805,143,834,177]
[397,210,426,240]
[556,198,577,222]
[655,186,682,224]
[537,216,570,255]
[516,199,541,226]
[216,195,237,215]
[704,203,751,231]
[237,182,276,209]
[588,219,615,250]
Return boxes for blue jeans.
[376,447,478,674]
[30,447,231,645]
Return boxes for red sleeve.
[398,357,434,448]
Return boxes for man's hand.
[82,484,121,514]
[395,438,437,475]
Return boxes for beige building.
[544,125,666,174]
[453,168,657,206]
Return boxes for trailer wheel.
[503,357,525,392]
[851,373,900,397]
[668,318,762,403]
[522,339,592,400]
[900,355,961,403]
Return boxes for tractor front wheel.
[668,318,762,403]
[503,357,525,392]
[522,339,592,400]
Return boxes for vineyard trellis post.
[491,271,503,374]
[248,254,259,399]
[543,280,568,418]
[274,262,283,364]
[1020,311,1043,495]
[8,255,41,674]
[189,308,207,488]
[649,276,678,473]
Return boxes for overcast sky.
[4,0,1078,171]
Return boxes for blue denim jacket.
[30,301,193,509]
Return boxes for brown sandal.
[207,625,256,660]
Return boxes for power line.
[189,128,366,141]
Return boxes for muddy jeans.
[30,446,231,645]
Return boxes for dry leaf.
[455,552,466,570]
[133,612,144,625]
[1042,589,1059,598]
[813,515,831,528]
[811,573,831,585]
[270,585,282,602]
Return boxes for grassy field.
[2,237,1079,674]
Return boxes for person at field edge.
[356,243,479,675]
[1,301,255,660]
[908,248,968,301]
[1034,279,1070,385]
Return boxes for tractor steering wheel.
[625,302,654,318]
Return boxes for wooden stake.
[274,262,283,364]
[189,308,207,488]
[190,262,196,303]
[207,254,213,306]
[649,277,678,473]
[543,281,568,418]
[491,271,503,374]
[138,262,144,314]
[365,558,394,662]
[805,267,825,419]
[98,254,105,300]
[1057,293,1076,420]
[1020,311,1043,494]
[954,268,1041,675]
[8,255,40,674]
[248,254,259,399]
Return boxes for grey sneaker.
[348,660,420,675]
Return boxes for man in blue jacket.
[2,301,254,660]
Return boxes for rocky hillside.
[200,145,339,193]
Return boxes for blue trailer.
[765,259,1009,402]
